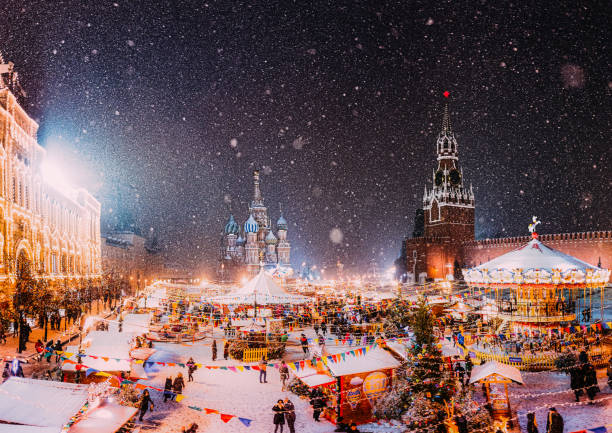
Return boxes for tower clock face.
[435,170,444,186]
[449,169,461,185]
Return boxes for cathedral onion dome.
[236,235,245,245]
[277,215,288,231]
[244,214,259,233]
[224,214,240,235]
[265,231,278,245]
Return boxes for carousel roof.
[210,270,310,304]
[463,235,610,286]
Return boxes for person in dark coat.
[211,339,217,361]
[578,350,588,365]
[527,412,539,433]
[272,400,285,433]
[455,414,468,433]
[311,390,325,422]
[545,407,563,433]
[570,365,584,401]
[284,398,296,433]
[279,362,290,391]
[138,389,154,421]
[186,357,196,382]
[163,376,173,402]
[300,334,309,356]
[173,372,185,395]
[54,340,63,363]
[223,340,229,360]
[584,363,599,401]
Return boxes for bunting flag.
[220,414,234,423]
[239,417,252,427]
[569,427,608,433]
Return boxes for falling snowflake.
[329,228,344,244]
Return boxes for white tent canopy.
[210,270,310,305]
[0,377,88,428]
[469,360,523,385]
[463,237,610,285]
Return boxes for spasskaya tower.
[422,102,475,242]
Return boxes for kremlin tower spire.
[421,92,475,242]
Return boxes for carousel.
[209,269,311,361]
[463,217,609,330]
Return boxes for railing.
[243,348,268,363]
[458,345,611,371]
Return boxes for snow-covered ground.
[135,326,404,433]
[510,370,611,432]
[130,323,611,432]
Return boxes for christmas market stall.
[323,345,401,425]
[61,330,147,386]
[468,360,523,422]
[0,377,138,433]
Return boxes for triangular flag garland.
[53,355,253,427]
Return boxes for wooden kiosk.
[468,360,523,421]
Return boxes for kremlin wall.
[402,105,611,282]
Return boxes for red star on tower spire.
[443,90,450,98]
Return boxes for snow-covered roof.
[210,270,310,304]
[385,338,413,361]
[0,377,88,428]
[0,425,59,433]
[463,237,610,285]
[122,313,151,333]
[469,360,523,385]
[62,330,135,372]
[68,401,138,433]
[325,346,401,377]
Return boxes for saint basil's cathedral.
[400,101,612,283]
[218,170,292,281]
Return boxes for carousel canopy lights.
[463,217,610,287]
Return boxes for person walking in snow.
[279,362,290,391]
[138,389,154,422]
[173,372,185,395]
[545,408,563,433]
[584,363,599,402]
[526,412,539,433]
[211,339,217,361]
[223,340,229,360]
[570,365,584,402]
[284,398,296,433]
[300,334,309,356]
[272,400,285,433]
[259,357,268,383]
[186,357,196,382]
[163,376,173,402]
[321,321,327,335]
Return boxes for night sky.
[1,1,610,275]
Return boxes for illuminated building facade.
[0,58,101,305]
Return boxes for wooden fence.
[243,348,268,363]
[458,345,611,371]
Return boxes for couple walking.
[272,398,296,433]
